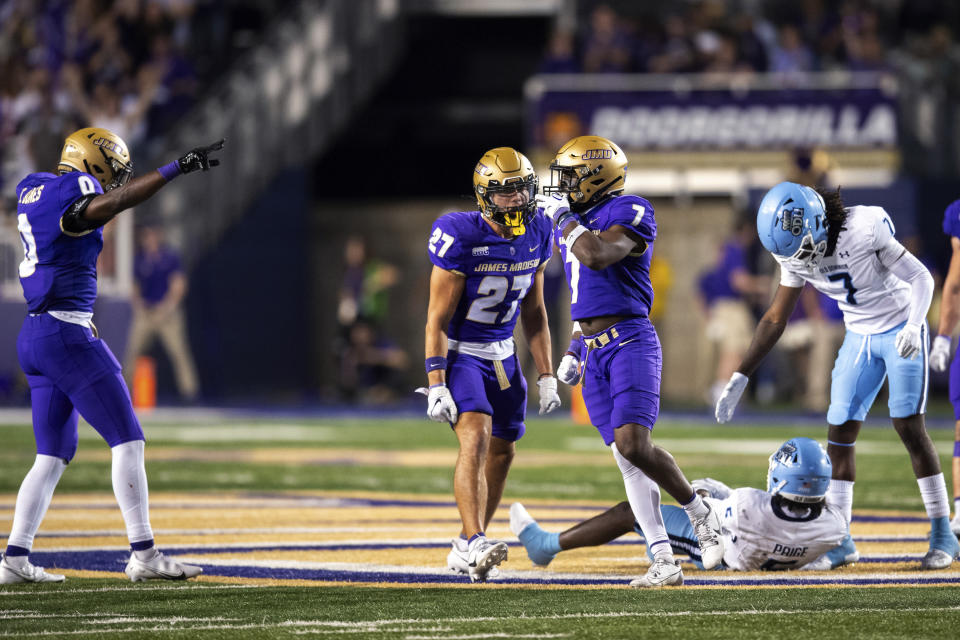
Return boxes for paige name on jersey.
[772,543,808,557]
[474,258,541,273]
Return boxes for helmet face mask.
[474,147,538,236]
[58,127,133,191]
[766,438,832,504]
[783,231,827,270]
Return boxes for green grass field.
[1,411,958,639]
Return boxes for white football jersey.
[775,206,912,334]
[717,488,847,571]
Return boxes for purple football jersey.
[429,210,553,343]
[943,199,960,239]
[16,171,105,313]
[554,194,656,320]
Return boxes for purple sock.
[4,545,29,557]
[130,538,155,551]
[468,532,485,544]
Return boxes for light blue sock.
[929,517,957,551]
[517,523,560,566]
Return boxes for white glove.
[415,384,459,424]
[535,193,573,227]
[714,372,748,424]
[537,376,561,415]
[894,323,923,360]
[691,477,733,500]
[930,335,951,372]
[556,353,582,385]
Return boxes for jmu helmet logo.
[780,207,805,236]
[92,137,123,154]
[474,162,489,176]
[581,148,613,160]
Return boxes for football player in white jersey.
[714,182,958,570]
[510,438,847,573]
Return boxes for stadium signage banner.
[527,75,897,150]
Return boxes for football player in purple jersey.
[929,198,960,538]
[422,147,560,582]
[1,127,223,584]
[537,135,724,588]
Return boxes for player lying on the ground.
[1,127,222,584]
[510,438,850,572]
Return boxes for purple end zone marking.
[28,549,960,587]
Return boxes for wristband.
[566,337,581,357]
[537,373,554,380]
[429,383,446,389]
[425,356,447,374]
[565,224,589,248]
[157,161,181,182]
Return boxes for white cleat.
[466,535,508,583]
[691,499,724,570]
[0,555,65,584]
[921,548,956,570]
[447,539,500,580]
[630,557,683,588]
[125,550,202,582]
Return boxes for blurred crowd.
[541,0,959,76]
[0,0,280,210]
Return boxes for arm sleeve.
[886,247,934,327]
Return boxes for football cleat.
[921,547,958,570]
[691,499,725,570]
[466,535,508,583]
[0,555,65,584]
[447,538,500,579]
[801,533,859,570]
[921,529,959,570]
[629,557,683,588]
[509,503,557,566]
[125,550,202,582]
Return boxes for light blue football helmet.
[767,437,832,504]
[756,182,828,269]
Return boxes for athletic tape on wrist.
[565,224,589,247]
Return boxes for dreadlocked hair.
[817,186,847,257]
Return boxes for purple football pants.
[17,314,144,461]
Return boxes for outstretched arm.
[64,140,225,232]
[736,284,804,377]
[715,284,803,423]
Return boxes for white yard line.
[2,607,960,638]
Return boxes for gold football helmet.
[545,135,627,210]
[473,147,538,236]
[58,127,133,191]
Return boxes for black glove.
[177,139,225,174]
